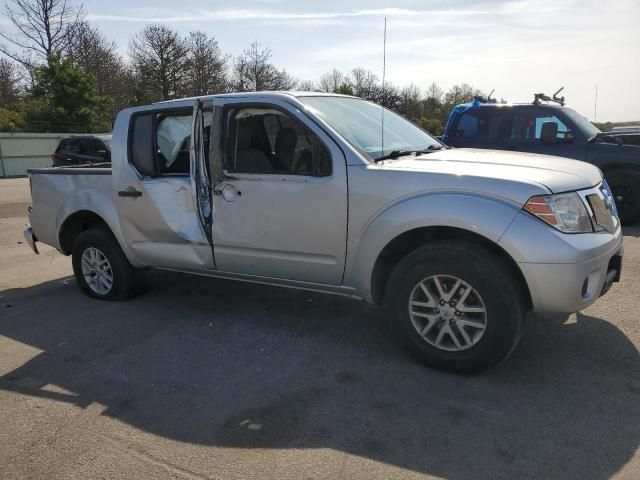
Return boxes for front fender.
[343,193,521,302]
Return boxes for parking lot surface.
[1,177,639,480]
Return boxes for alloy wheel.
[408,274,487,352]
[81,247,113,295]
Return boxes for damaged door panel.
[191,99,214,249]
[113,104,215,270]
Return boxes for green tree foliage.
[26,55,110,132]
[0,106,24,131]
[0,58,20,107]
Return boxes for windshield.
[300,96,442,161]
[563,108,600,138]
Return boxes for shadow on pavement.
[1,270,639,479]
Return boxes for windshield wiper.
[373,145,446,163]
[373,150,416,163]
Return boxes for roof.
[155,91,358,105]
[68,134,112,141]
[461,101,568,110]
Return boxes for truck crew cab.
[24,92,623,373]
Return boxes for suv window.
[455,109,505,139]
[57,139,80,155]
[225,106,331,176]
[78,138,104,156]
[511,110,569,141]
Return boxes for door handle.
[118,188,142,198]
[214,184,241,202]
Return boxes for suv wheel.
[386,241,527,374]
[606,169,640,225]
[72,226,145,300]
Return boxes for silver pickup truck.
[24,92,623,373]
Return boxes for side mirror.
[540,122,558,144]
[563,130,575,143]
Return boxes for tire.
[71,226,145,301]
[386,241,527,374]
[606,169,640,225]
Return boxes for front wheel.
[72,226,145,301]
[386,241,527,374]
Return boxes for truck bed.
[28,166,113,252]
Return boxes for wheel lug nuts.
[449,301,456,307]
[440,300,445,306]
[455,311,461,316]
[435,308,440,313]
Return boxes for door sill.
[156,267,362,300]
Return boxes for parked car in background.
[24,92,623,373]
[441,96,640,223]
[52,134,112,167]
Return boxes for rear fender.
[56,190,136,265]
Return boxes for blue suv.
[442,95,640,223]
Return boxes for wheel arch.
[58,210,114,255]
[370,226,532,310]
[600,163,640,176]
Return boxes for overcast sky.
[81,0,639,121]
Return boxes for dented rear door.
[113,101,215,270]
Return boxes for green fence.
[0,133,71,178]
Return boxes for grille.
[586,193,616,233]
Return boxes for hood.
[382,148,602,194]
[595,131,640,147]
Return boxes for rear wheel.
[386,241,527,374]
[606,169,640,225]
[72,226,145,301]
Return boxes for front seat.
[275,128,298,171]
[235,123,272,172]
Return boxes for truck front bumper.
[499,212,624,315]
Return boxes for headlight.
[524,192,593,233]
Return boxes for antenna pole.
[594,84,598,121]
[381,17,387,157]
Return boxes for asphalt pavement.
[1,177,638,480]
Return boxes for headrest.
[236,123,253,149]
[275,128,297,153]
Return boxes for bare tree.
[0,58,20,106]
[444,83,483,106]
[65,21,136,118]
[425,82,443,101]
[185,31,227,96]
[232,41,295,92]
[129,24,189,101]
[396,84,423,118]
[349,68,379,99]
[296,79,316,91]
[318,69,344,93]
[0,0,83,69]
